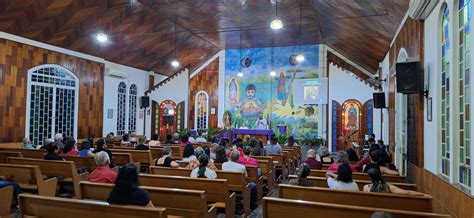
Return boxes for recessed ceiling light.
[296,54,305,62]
[96,32,108,42]
[270,19,283,30]
[171,60,180,67]
[270,71,277,76]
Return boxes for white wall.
[145,68,189,139]
[328,63,382,151]
[381,54,390,144]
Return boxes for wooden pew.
[109,149,154,168]
[112,153,135,166]
[287,175,417,191]
[0,151,22,163]
[0,142,21,149]
[322,164,330,170]
[148,166,251,217]
[7,157,88,197]
[309,169,406,183]
[279,184,431,212]
[150,146,183,160]
[80,181,217,218]
[63,156,97,172]
[18,193,167,218]
[269,153,287,180]
[252,157,276,195]
[0,186,13,217]
[262,197,450,218]
[213,163,263,202]
[0,148,45,159]
[139,174,236,218]
[0,164,57,196]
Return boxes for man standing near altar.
[255,113,268,130]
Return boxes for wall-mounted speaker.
[140,96,150,108]
[373,92,386,109]
[396,61,423,94]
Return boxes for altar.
[219,129,274,143]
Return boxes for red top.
[301,157,322,170]
[63,149,79,156]
[327,163,356,172]
[238,156,259,167]
[89,166,117,184]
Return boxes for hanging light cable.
[270,32,276,76]
[171,1,180,67]
[270,0,283,30]
[96,0,108,42]
[296,1,305,62]
[237,32,244,77]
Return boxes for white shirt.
[222,161,248,177]
[190,167,217,179]
[189,137,196,143]
[255,118,267,130]
[196,137,207,142]
[327,177,359,191]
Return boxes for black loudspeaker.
[140,96,150,108]
[396,61,423,94]
[373,92,386,109]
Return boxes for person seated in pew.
[63,139,79,156]
[93,139,114,167]
[238,146,259,167]
[214,146,229,164]
[328,151,355,172]
[182,144,195,162]
[135,137,149,151]
[156,147,179,168]
[22,137,34,149]
[105,133,115,145]
[285,136,299,147]
[363,168,424,196]
[195,132,208,143]
[186,147,217,170]
[180,134,192,145]
[89,151,117,184]
[148,134,160,147]
[226,141,244,157]
[209,143,219,160]
[264,137,282,155]
[346,148,359,162]
[190,154,217,179]
[251,139,265,156]
[79,141,94,157]
[172,133,180,144]
[316,146,333,164]
[54,133,65,149]
[121,134,131,147]
[301,149,322,170]
[188,132,196,143]
[288,163,314,187]
[363,150,398,175]
[0,179,22,205]
[44,142,65,161]
[107,163,154,207]
[326,163,359,191]
[166,134,177,144]
[222,150,259,210]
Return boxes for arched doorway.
[159,100,177,142]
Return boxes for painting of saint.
[239,84,263,118]
[276,72,287,105]
[344,103,359,130]
[226,77,240,108]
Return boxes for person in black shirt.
[166,134,176,144]
[93,139,114,167]
[107,163,154,207]
[44,142,64,161]
[135,137,149,151]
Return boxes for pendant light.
[270,0,283,30]
[295,1,305,62]
[237,32,244,77]
[96,0,108,43]
[171,2,180,67]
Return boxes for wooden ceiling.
[0,0,409,75]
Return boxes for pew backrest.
[109,149,153,166]
[279,184,431,212]
[0,148,45,159]
[149,166,191,177]
[263,197,450,218]
[309,169,406,183]
[19,193,167,218]
[112,153,134,166]
[0,186,13,216]
[0,164,57,196]
[0,151,22,163]
[62,156,97,171]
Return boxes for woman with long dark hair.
[363,168,424,196]
[288,164,314,186]
[214,146,228,163]
[190,154,217,179]
[107,163,154,207]
[326,163,359,191]
[63,139,79,156]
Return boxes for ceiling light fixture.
[171,1,180,68]
[296,1,305,62]
[270,0,283,30]
[171,60,180,67]
[96,32,108,42]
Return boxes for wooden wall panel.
[188,59,219,129]
[0,38,104,143]
[388,18,424,166]
[408,163,474,218]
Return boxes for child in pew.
[363,168,425,196]
[325,163,359,191]
[107,163,154,207]
[288,163,314,187]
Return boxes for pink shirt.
[148,140,160,147]
[238,156,258,167]
[63,149,79,156]
[89,166,117,184]
[328,163,356,172]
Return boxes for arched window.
[195,91,209,130]
[457,0,471,187]
[128,84,137,133]
[177,101,185,131]
[440,5,451,178]
[26,65,79,147]
[117,82,127,136]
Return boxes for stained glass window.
[458,0,472,187]
[117,82,127,136]
[27,66,78,147]
[128,84,137,133]
[177,101,185,131]
[441,6,451,177]
[196,91,209,130]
